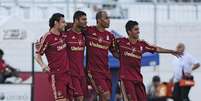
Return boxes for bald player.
[84,11,117,101]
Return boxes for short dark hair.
[96,11,106,20]
[0,49,4,56]
[152,75,160,82]
[49,13,64,28]
[73,10,86,22]
[125,20,139,34]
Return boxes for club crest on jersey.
[92,33,97,36]
[140,46,143,51]
[54,38,58,41]
[132,48,136,53]
[98,37,103,43]
[106,35,109,40]
[72,36,75,39]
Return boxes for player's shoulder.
[138,39,155,47]
[41,32,52,39]
[105,29,114,35]
[37,32,52,44]
[61,31,69,38]
[84,26,96,34]
[138,39,148,44]
[138,39,146,43]
[63,28,73,34]
[86,26,96,31]
[87,26,95,29]
[66,28,72,32]
[116,37,128,43]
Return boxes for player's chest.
[119,42,143,59]
[121,42,143,52]
[66,34,85,47]
[87,32,111,46]
[49,36,66,51]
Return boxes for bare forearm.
[156,47,175,54]
[110,46,119,59]
[35,54,45,67]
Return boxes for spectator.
[0,49,21,84]
[147,75,167,101]
[172,43,200,101]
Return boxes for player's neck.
[128,37,137,44]
[96,25,105,32]
[72,24,81,34]
[50,28,60,36]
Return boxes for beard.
[60,28,65,32]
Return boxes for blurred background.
[0,0,201,101]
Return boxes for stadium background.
[0,0,201,101]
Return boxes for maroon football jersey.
[85,26,116,78]
[36,32,69,73]
[117,38,157,81]
[63,29,85,77]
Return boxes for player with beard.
[35,13,72,101]
[63,11,88,101]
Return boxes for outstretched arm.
[156,46,182,56]
[109,37,119,58]
[156,47,176,53]
[142,40,181,56]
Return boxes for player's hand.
[41,64,49,72]
[87,72,100,94]
[171,50,183,57]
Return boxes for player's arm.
[35,54,49,72]
[109,36,119,58]
[35,35,49,72]
[156,46,183,57]
[81,26,93,38]
[156,46,177,54]
[142,40,181,56]
[64,22,73,31]
[110,45,119,58]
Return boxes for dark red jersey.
[64,29,85,77]
[117,38,157,81]
[36,32,69,73]
[85,26,116,78]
